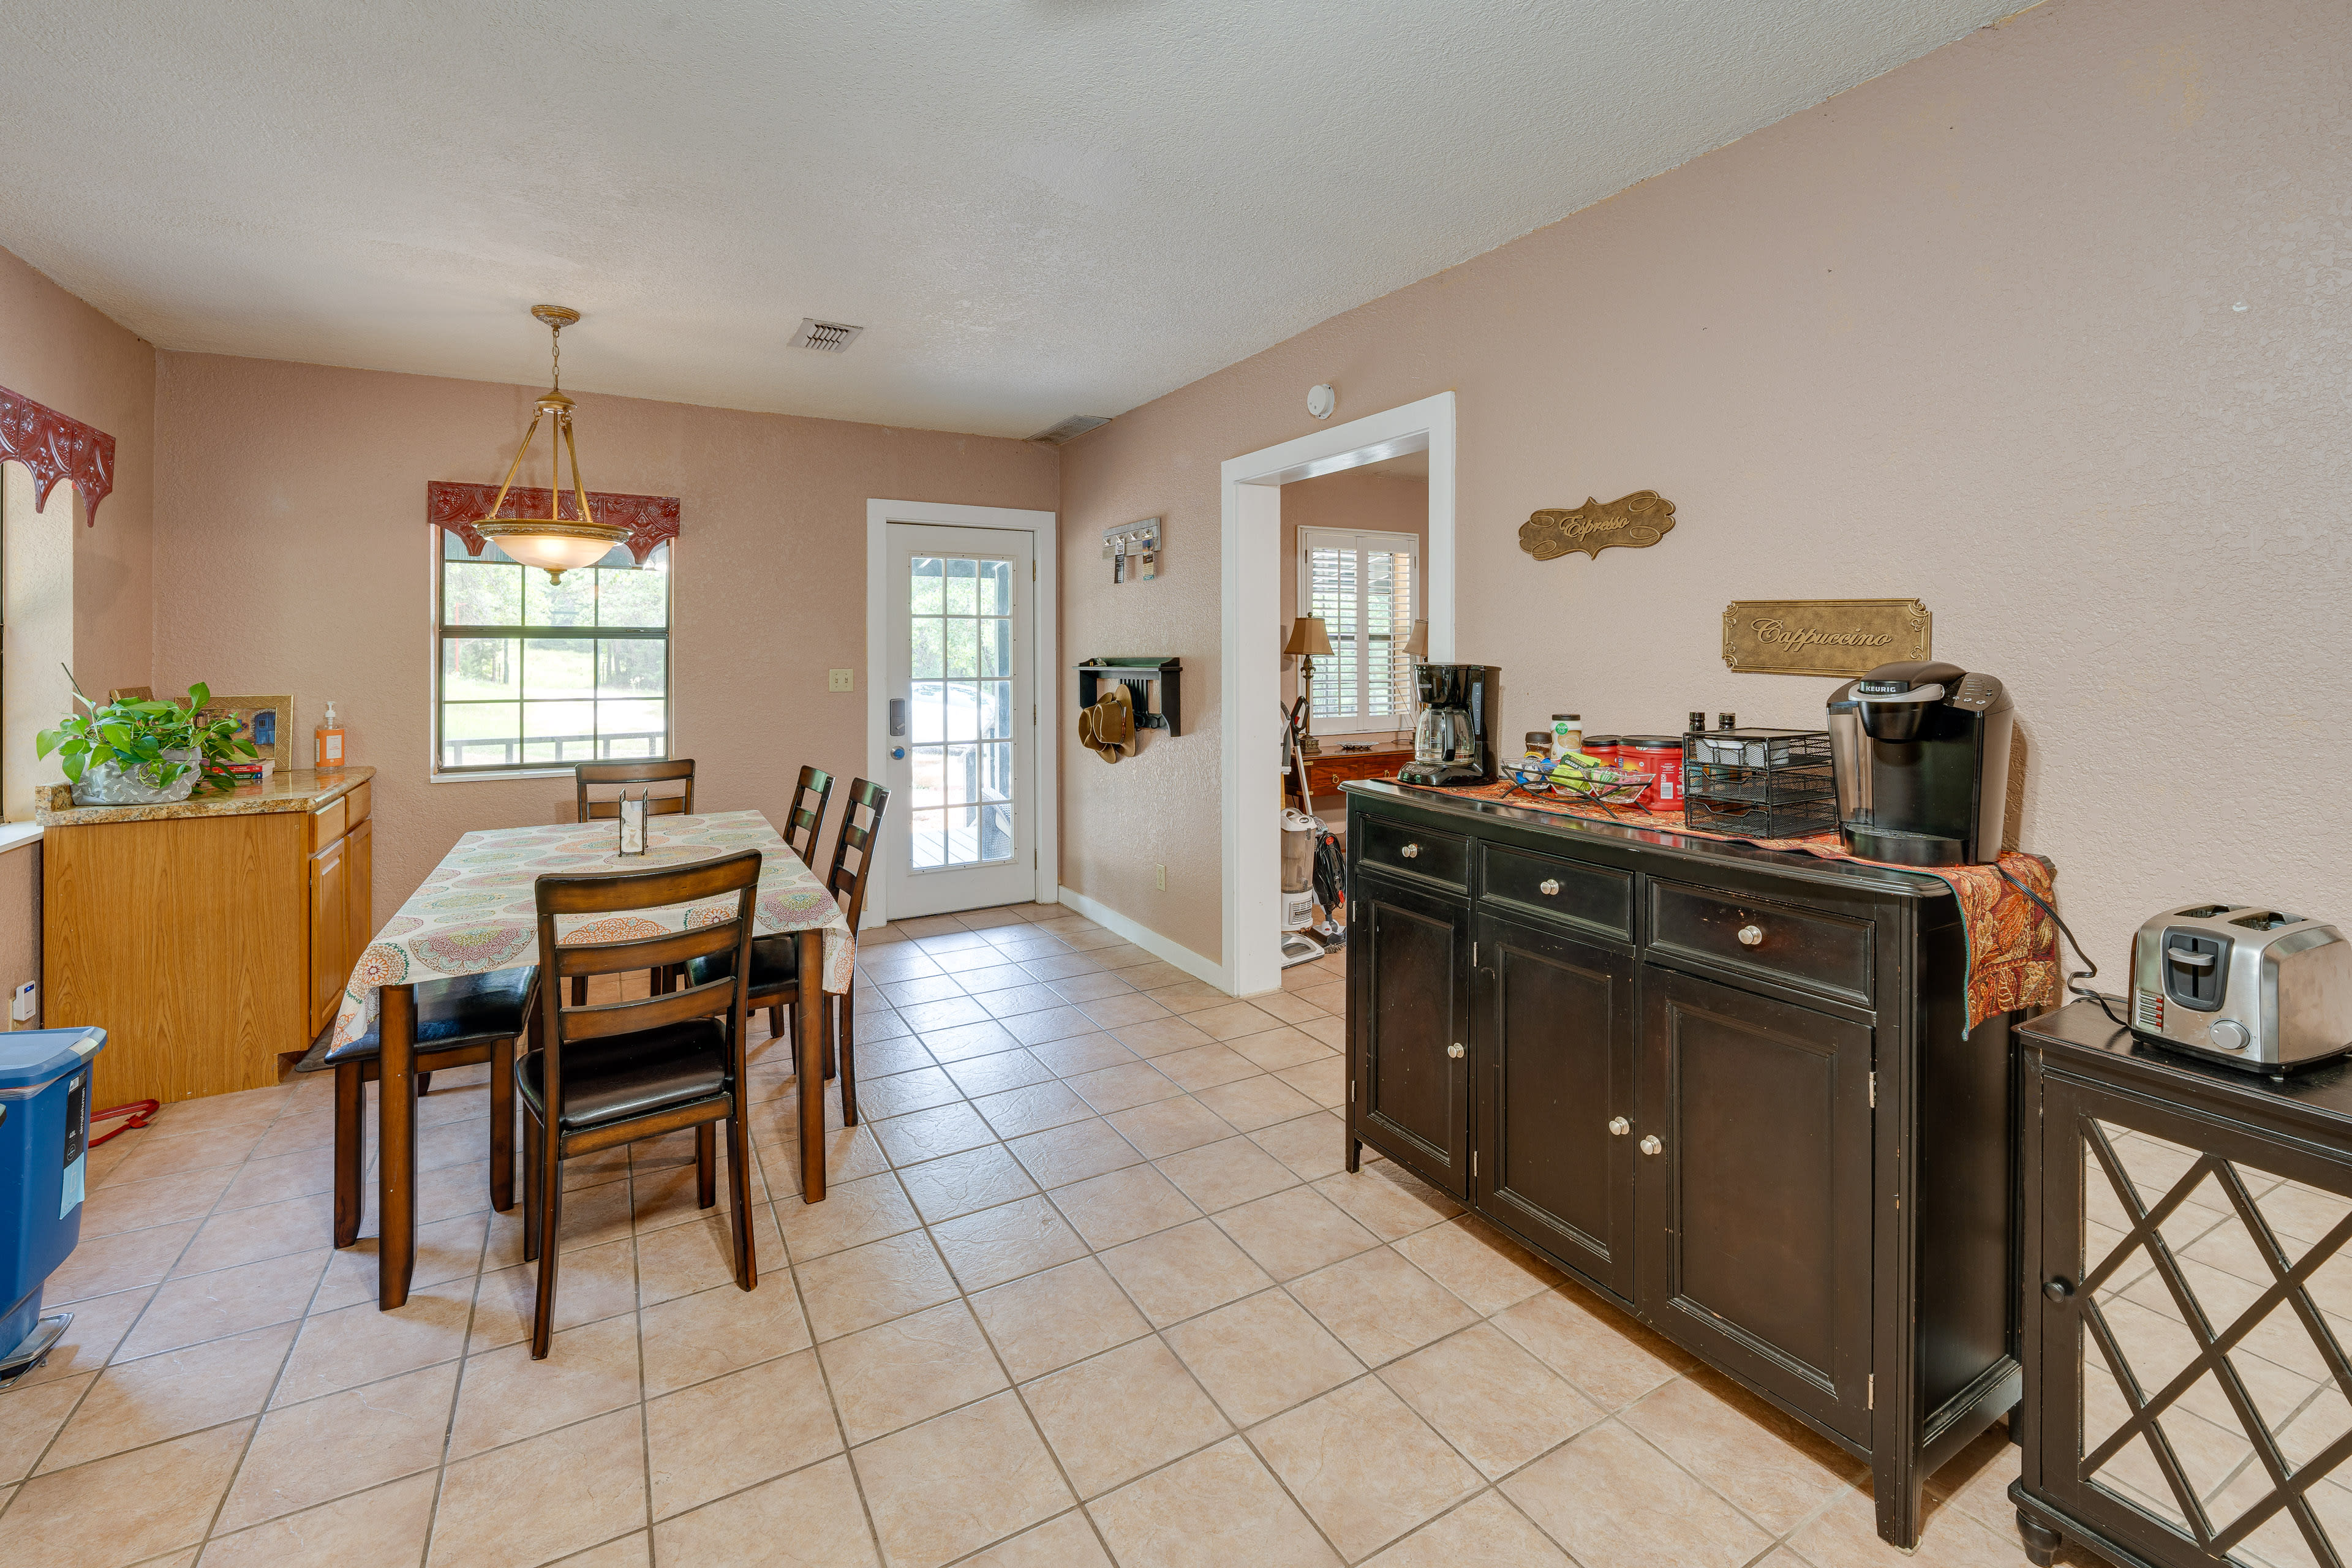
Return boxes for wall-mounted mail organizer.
[1077,657,1181,736]
[1102,517,1161,582]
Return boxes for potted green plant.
[37,674,262,806]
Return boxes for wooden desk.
[1304,745,1411,797]
[39,769,375,1106]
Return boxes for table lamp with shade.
[1284,616,1334,754]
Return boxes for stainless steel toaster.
[2130,904,2352,1069]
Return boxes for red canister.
[1622,736,1686,812]
[1582,735,1622,770]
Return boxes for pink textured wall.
[1059,0,2352,974]
[0,246,156,706]
[1278,467,1428,718]
[153,353,1058,925]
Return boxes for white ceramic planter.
[70,748,203,806]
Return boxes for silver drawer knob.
[1447,1042,1465,1059]
[1608,1117,1630,1136]
[1737,924,1764,946]
[1639,1134,1664,1156]
[1538,878,1561,896]
[1399,843,1422,859]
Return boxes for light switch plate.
[828,669,855,693]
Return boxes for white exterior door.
[883,522,1036,918]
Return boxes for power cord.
[1996,864,2132,1030]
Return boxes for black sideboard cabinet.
[1341,781,2021,1549]
[2013,1002,2352,1568]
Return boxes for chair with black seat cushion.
[687,778,889,1125]
[326,965,537,1249]
[783,764,834,867]
[520,849,761,1358]
[573,759,698,1004]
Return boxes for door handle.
[890,747,906,761]
[889,698,907,737]
[1638,1134,1663,1156]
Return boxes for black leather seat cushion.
[518,1018,731,1129]
[684,935,799,997]
[324,966,537,1065]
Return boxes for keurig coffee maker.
[1828,660,2013,866]
[1396,663,1499,786]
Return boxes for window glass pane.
[945,619,979,678]
[442,703,521,769]
[946,683,980,742]
[910,681,946,744]
[910,557,944,615]
[524,638,596,701]
[945,558,978,616]
[597,698,665,753]
[598,639,665,698]
[443,637,520,701]
[983,559,1012,616]
[597,563,667,628]
[525,567,597,627]
[911,619,944,679]
[982,619,1011,677]
[521,699,597,762]
[444,562,521,626]
[981,680,1012,740]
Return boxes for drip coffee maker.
[1396,664,1498,786]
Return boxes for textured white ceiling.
[0,1,2020,437]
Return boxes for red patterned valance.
[0,385,115,526]
[427,480,680,564]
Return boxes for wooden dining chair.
[783,764,835,867]
[324,966,537,1248]
[687,778,889,1124]
[572,758,698,1003]
[521,850,761,1358]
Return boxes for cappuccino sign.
[1518,491,1676,561]
[1722,598,1932,677]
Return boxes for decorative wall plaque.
[1722,598,1931,677]
[1518,491,1675,560]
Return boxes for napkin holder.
[617,790,649,856]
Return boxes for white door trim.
[1219,391,1456,996]
[865,498,1060,929]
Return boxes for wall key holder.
[1077,657,1180,737]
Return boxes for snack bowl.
[1549,764,1654,805]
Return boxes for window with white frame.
[1298,526,1417,733]
[435,532,671,772]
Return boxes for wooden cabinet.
[42,770,377,1105]
[1343,781,2017,1549]
[1349,871,1472,1198]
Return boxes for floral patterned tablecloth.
[328,810,853,1049]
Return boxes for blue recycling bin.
[0,1028,105,1378]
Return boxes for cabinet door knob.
[1399,843,1422,859]
[1447,1042,1465,1059]
[1737,924,1764,946]
[1538,878,1561,896]
[1638,1134,1663,1156]
[1608,1117,1630,1136]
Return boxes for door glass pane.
[947,683,980,743]
[981,681,1012,740]
[909,809,947,870]
[905,550,1017,872]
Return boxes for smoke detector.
[1028,415,1112,445]
[789,318,865,353]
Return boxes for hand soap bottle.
[315,701,346,769]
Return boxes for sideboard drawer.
[1480,844,1632,938]
[343,780,371,829]
[1648,880,1873,1005]
[311,794,347,851]
[1357,814,1469,891]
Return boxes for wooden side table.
[1303,745,1412,799]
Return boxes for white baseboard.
[1055,886,1232,994]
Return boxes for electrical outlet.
[827,669,855,693]
[1156,864,1166,891]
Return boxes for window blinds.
[1300,527,1417,729]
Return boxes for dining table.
[328,809,856,1309]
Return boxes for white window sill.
[429,768,578,785]
[0,822,45,856]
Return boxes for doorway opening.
[1220,391,1457,996]
[864,499,1061,927]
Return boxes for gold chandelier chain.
[549,321,561,392]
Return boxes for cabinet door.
[1349,870,1472,1197]
[1474,911,1637,1302]
[309,836,348,1037]
[1638,964,1874,1444]
[344,818,374,970]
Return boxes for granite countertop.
[36,766,374,827]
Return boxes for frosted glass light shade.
[477,520,628,581]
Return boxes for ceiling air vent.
[790,318,864,353]
[1029,415,1111,445]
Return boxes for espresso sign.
[1722,598,1932,677]
[1518,491,1676,561]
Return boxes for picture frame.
[197,693,295,769]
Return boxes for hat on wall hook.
[1305,383,1337,420]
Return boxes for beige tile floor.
[0,902,2075,1568]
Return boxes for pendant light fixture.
[474,304,629,581]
